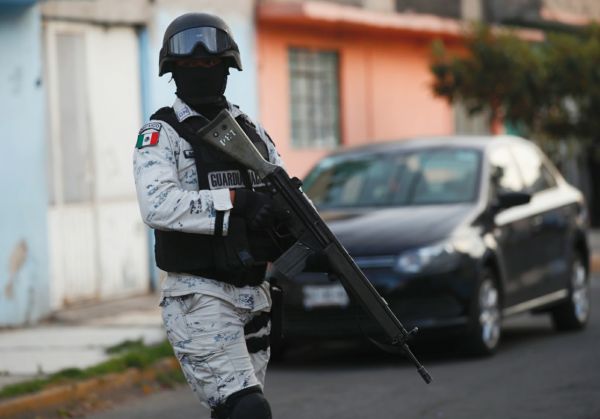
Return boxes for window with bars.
[289,48,340,149]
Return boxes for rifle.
[197,110,432,384]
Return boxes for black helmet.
[159,13,242,76]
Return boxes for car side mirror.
[496,191,531,210]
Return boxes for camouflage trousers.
[160,293,271,409]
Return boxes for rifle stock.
[194,110,278,178]
[197,110,432,384]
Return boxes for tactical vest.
[150,106,281,287]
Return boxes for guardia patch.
[207,170,265,189]
[208,170,245,189]
[248,170,265,187]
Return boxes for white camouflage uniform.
[133,98,285,410]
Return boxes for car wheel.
[551,253,590,331]
[466,268,502,356]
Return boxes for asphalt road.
[89,277,600,419]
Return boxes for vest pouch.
[214,216,267,286]
[155,229,216,273]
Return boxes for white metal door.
[44,21,149,309]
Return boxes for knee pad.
[212,386,272,419]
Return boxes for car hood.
[320,204,474,256]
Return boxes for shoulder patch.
[176,105,192,121]
[138,122,163,135]
[136,124,161,149]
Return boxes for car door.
[510,143,570,297]
[488,144,534,308]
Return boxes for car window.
[303,148,481,208]
[488,146,524,194]
[511,143,557,194]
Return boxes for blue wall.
[0,3,49,326]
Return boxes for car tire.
[465,267,502,356]
[551,252,590,331]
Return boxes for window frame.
[49,30,94,205]
[304,146,483,209]
[288,46,341,150]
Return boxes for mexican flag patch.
[136,130,159,149]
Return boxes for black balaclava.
[172,62,229,117]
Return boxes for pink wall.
[257,25,455,177]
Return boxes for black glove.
[231,189,276,231]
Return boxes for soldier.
[133,12,284,419]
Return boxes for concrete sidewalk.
[0,293,164,390]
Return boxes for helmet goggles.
[167,27,233,56]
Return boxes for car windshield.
[303,147,482,208]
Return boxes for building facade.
[256,1,466,176]
[1,0,502,325]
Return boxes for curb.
[0,358,179,418]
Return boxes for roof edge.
[257,1,545,42]
[258,1,545,42]
[258,1,465,39]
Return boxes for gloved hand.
[231,189,276,231]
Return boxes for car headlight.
[395,241,460,274]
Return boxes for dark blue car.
[280,136,591,355]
